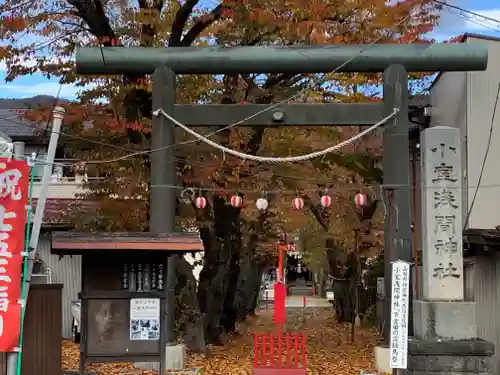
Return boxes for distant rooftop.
[0,109,40,137]
[0,95,68,139]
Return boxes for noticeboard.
[85,297,163,358]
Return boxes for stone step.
[288,287,314,296]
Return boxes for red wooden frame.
[253,333,307,375]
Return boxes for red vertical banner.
[273,282,286,325]
[277,247,284,283]
[0,158,29,352]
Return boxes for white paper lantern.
[256,198,268,211]
[320,195,332,208]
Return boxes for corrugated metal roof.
[32,198,96,224]
[0,109,41,137]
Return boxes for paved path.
[285,295,332,308]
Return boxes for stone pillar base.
[165,344,186,370]
[407,339,494,375]
[414,300,476,340]
[374,345,392,374]
[134,344,187,371]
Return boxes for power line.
[433,0,500,30]
[430,1,500,229]
[80,15,411,165]
[1,13,413,167]
[0,110,389,168]
[442,8,500,33]
[0,111,391,186]
[145,182,500,194]
[463,82,500,229]
[17,149,500,195]
[35,82,65,160]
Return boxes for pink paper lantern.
[292,197,304,210]
[194,196,207,209]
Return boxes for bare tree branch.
[67,0,116,45]
[169,0,200,46]
[303,195,330,231]
[181,4,223,46]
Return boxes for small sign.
[129,298,160,341]
[0,132,12,159]
[389,260,410,369]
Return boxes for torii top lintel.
[75,44,488,75]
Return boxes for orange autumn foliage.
[1,0,440,255]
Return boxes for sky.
[0,1,499,101]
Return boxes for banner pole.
[15,155,35,375]
[6,106,64,375]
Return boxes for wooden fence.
[0,284,63,375]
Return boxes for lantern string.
[172,183,474,195]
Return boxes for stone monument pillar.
[409,126,494,375]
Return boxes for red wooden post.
[253,334,259,367]
[286,333,291,367]
[261,334,267,366]
[274,282,286,325]
[278,246,284,282]
[278,326,283,367]
[301,334,307,368]
[293,334,299,368]
[270,333,274,366]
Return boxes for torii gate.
[75,43,488,371]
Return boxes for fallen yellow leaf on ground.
[62,308,382,375]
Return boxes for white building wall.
[465,37,500,229]
[36,234,82,339]
[430,36,500,229]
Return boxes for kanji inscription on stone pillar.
[421,126,464,301]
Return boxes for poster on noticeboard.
[129,298,160,341]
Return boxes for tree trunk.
[235,248,263,321]
[333,279,353,323]
[174,257,206,352]
[197,196,241,344]
[247,264,264,317]
[220,209,242,334]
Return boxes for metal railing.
[31,268,52,284]
[30,158,102,183]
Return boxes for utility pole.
[6,106,64,375]
[151,67,183,372]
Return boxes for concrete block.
[135,345,187,371]
[413,300,476,340]
[166,369,203,374]
[374,346,392,374]
[165,344,186,370]
[134,362,159,371]
[407,339,495,375]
